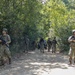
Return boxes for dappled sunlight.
[0,0,75,75]
[30,62,51,66]
[11,67,21,71]
[30,62,68,70]
[28,51,36,54]
[0,50,75,75]
[30,62,75,75]
[30,63,72,75]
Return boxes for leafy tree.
[43,0,75,51]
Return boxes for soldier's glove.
[72,40,75,42]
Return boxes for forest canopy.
[0,0,75,53]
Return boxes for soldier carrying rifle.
[68,30,75,65]
[0,28,11,65]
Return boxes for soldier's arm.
[72,40,75,42]
[7,35,11,44]
[68,36,73,43]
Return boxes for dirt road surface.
[0,50,75,75]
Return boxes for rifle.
[0,37,9,48]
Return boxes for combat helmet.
[3,28,8,33]
[72,29,75,33]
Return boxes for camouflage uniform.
[52,37,57,53]
[32,41,36,50]
[39,38,44,53]
[0,28,11,65]
[44,40,47,49]
[47,38,52,52]
[68,30,75,64]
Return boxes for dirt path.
[0,49,75,75]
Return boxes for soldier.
[38,41,40,49]
[44,40,47,49]
[39,38,44,53]
[52,37,57,53]
[0,28,11,65]
[68,30,75,65]
[32,40,36,50]
[24,36,29,53]
[47,38,52,52]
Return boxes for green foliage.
[44,0,75,51]
[0,0,51,54]
[0,0,75,54]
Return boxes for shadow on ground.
[0,50,70,75]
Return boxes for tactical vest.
[47,40,52,45]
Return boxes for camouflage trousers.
[40,45,44,53]
[52,45,56,53]
[24,44,29,52]
[0,45,11,60]
[69,49,75,63]
[69,43,75,63]
[48,45,51,52]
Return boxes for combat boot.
[9,58,11,64]
[69,59,72,65]
[69,61,72,65]
[69,57,72,65]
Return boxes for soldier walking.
[47,38,52,52]
[39,38,44,53]
[32,40,36,50]
[24,36,29,53]
[44,40,47,49]
[68,30,75,65]
[52,37,57,53]
[0,28,11,65]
